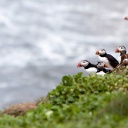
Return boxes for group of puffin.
[77,46,128,76]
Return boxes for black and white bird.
[77,60,111,75]
[96,61,112,75]
[95,49,119,70]
[115,46,128,64]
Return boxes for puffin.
[96,61,112,75]
[77,60,110,75]
[95,49,119,70]
[115,46,128,64]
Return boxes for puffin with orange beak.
[77,60,111,75]
[115,46,128,64]
[95,49,119,70]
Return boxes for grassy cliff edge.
[0,71,128,128]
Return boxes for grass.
[0,69,128,128]
[0,96,48,117]
[1,102,36,117]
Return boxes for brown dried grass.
[1,102,37,117]
[0,96,48,117]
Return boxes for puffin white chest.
[98,56,113,70]
[98,56,109,63]
[85,67,97,75]
[118,56,121,63]
[96,71,105,76]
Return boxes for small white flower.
[45,110,53,118]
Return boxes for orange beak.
[104,64,109,68]
[115,48,119,53]
[95,50,99,55]
[77,63,81,68]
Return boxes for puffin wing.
[107,54,119,68]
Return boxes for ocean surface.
[0,0,128,109]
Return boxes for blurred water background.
[0,0,128,109]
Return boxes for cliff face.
[0,71,128,128]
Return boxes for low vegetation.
[0,69,128,128]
